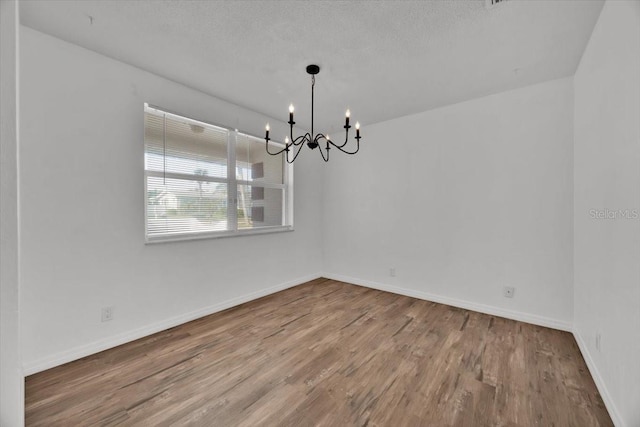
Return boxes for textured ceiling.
[20,0,604,132]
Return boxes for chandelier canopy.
[265,64,361,163]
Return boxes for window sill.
[145,225,294,244]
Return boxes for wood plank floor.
[25,278,612,426]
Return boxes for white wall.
[323,77,574,330]
[573,1,640,426]
[0,2,24,425]
[19,27,323,373]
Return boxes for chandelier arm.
[334,126,351,148]
[327,138,360,155]
[286,141,306,164]
[291,133,310,146]
[290,123,310,145]
[265,139,289,156]
[316,142,329,162]
[319,148,329,162]
[312,133,330,162]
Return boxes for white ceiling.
[20,0,604,132]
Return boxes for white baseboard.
[322,273,572,332]
[573,330,624,427]
[23,273,322,376]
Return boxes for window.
[144,104,292,242]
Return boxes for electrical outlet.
[503,286,515,298]
[101,306,114,322]
[595,333,601,351]
[389,267,396,277]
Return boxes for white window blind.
[144,104,292,242]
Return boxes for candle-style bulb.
[285,136,290,144]
[265,123,270,131]
[288,104,294,125]
[346,109,351,118]
[326,134,330,141]
[355,122,360,130]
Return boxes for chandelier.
[265,64,361,163]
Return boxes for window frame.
[144,104,294,244]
